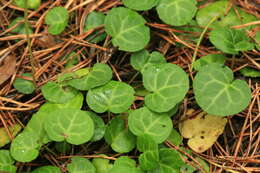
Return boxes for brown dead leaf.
[179,109,227,153]
[0,53,16,85]
[35,33,57,48]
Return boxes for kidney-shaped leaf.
[122,0,158,11]
[13,73,35,94]
[110,156,143,173]
[0,150,16,173]
[105,116,136,153]
[137,134,158,152]
[88,112,106,142]
[105,7,150,52]
[68,63,112,90]
[41,81,79,103]
[193,64,251,116]
[130,50,166,72]
[10,131,40,162]
[44,109,94,145]
[193,54,226,71]
[179,109,227,153]
[92,156,113,173]
[209,27,254,54]
[31,166,60,173]
[128,107,172,143]
[86,80,135,113]
[143,63,189,112]
[156,0,197,26]
[45,6,69,35]
[67,157,96,173]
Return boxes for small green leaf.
[209,27,254,54]
[137,134,158,152]
[128,107,172,143]
[0,150,16,173]
[193,64,251,116]
[0,124,22,147]
[110,156,143,173]
[31,166,60,173]
[193,54,226,71]
[105,117,136,153]
[63,51,79,69]
[92,157,113,173]
[45,6,69,35]
[240,67,260,78]
[10,131,40,162]
[14,0,41,9]
[9,17,33,34]
[139,151,159,171]
[166,129,182,146]
[84,11,106,43]
[122,0,158,11]
[130,50,166,72]
[156,0,197,26]
[67,157,96,173]
[88,112,106,142]
[67,63,112,90]
[41,81,79,103]
[143,63,189,112]
[13,73,35,94]
[151,148,185,172]
[86,80,135,113]
[104,7,150,52]
[44,109,94,145]
[196,0,228,28]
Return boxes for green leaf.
[137,134,158,152]
[166,129,182,146]
[196,0,228,28]
[92,156,113,173]
[139,151,159,171]
[122,0,158,11]
[142,63,189,112]
[13,73,35,94]
[255,31,260,51]
[88,112,106,142]
[14,0,41,9]
[63,51,79,69]
[128,107,172,143]
[110,156,143,173]
[209,27,254,54]
[10,131,40,162]
[67,63,112,90]
[151,148,185,173]
[67,157,96,173]
[156,0,197,26]
[0,124,22,147]
[86,80,135,113]
[104,7,150,52]
[193,64,251,116]
[239,67,260,78]
[84,11,106,43]
[0,150,16,173]
[104,117,136,153]
[31,166,60,173]
[196,1,256,29]
[9,17,33,34]
[41,81,79,103]
[130,50,166,72]
[44,109,94,145]
[45,6,69,35]
[193,54,226,71]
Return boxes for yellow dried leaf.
[179,109,227,153]
[0,124,22,147]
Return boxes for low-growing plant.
[4,0,257,172]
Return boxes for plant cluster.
[1,0,259,173]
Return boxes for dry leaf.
[0,53,16,85]
[179,109,227,153]
[0,124,22,147]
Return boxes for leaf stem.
[24,0,37,86]
[190,16,218,72]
